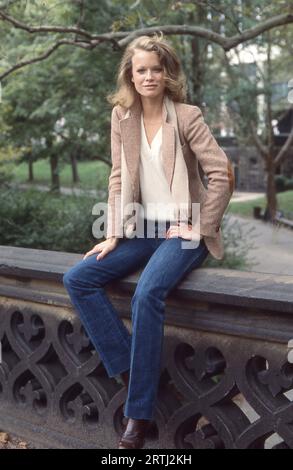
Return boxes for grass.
[11,160,293,219]
[12,159,110,191]
[228,190,293,218]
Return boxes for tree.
[223,25,293,220]
[0,0,292,204]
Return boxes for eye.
[137,68,162,72]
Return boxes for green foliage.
[203,214,257,270]
[0,185,250,269]
[0,144,24,183]
[228,190,293,218]
[0,186,102,252]
[275,175,293,193]
[12,159,110,191]
[0,0,291,265]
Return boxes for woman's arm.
[106,105,122,239]
[184,105,235,238]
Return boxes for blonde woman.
[63,32,234,449]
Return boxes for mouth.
[144,85,157,88]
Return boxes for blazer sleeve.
[184,105,235,238]
[106,105,122,239]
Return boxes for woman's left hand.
[166,222,203,241]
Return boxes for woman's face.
[131,50,165,99]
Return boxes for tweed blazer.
[106,96,235,260]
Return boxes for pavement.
[15,182,106,199]
[231,191,265,202]
[15,186,265,202]
[226,213,293,275]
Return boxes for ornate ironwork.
[0,245,292,449]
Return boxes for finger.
[83,246,102,260]
[96,248,108,260]
[83,251,92,260]
[166,225,177,238]
[166,223,180,238]
[168,228,179,238]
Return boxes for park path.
[15,186,264,202]
[228,191,293,276]
[226,214,293,275]
[15,182,106,198]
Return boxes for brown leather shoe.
[118,418,151,449]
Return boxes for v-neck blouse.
[139,113,177,221]
[141,114,162,152]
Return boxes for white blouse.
[139,113,177,222]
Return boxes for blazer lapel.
[119,96,176,200]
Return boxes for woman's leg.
[62,237,154,378]
[124,237,209,420]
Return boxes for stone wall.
[0,245,293,449]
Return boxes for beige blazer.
[106,96,235,260]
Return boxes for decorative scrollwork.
[0,304,292,449]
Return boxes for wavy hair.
[106,31,188,109]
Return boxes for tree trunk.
[70,151,80,184]
[49,153,60,192]
[264,157,277,221]
[28,153,34,182]
[189,6,206,106]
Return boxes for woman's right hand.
[83,237,119,261]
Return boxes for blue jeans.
[63,218,209,420]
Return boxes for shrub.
[0,185,104,253]
[0,186,253,270]
[285,178,293,191]
[275,175,287,193]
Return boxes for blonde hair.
[106,31,187,109]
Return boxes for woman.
[63,32,234,449]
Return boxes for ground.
[226,213,293,275]
[0,431,34,449]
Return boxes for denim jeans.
[63,218,209,420]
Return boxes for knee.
[131,284,165,308]
[63,263,104,291]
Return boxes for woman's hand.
[83,237,119,261]
[166,222,203,241]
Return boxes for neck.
[140,94,164,120]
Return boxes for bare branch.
[75,0,85,42]
[223,13,293,50]
[249,121,269,158]
[0,39,93,81]
[92,155,111,167]
[0,9,292,51]
[115,15,293,50]
[194,0,243,35]
[0,9,292,81]
[0,9,94,39]
[274,122,293,167]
